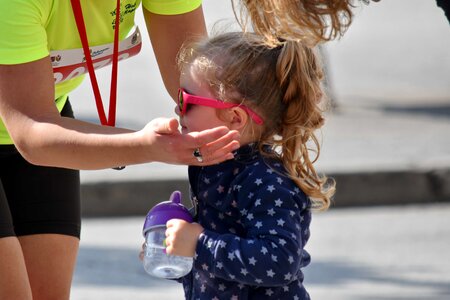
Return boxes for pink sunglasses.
[177,88,264,125]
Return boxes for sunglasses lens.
[178,90,184,114]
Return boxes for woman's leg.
[0,237,33,299]
[19,234,79,300]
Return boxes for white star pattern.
[267,208,275,216]
[277,219,285,226]
[284,272,293,281]
[255,178,263,186]
[254,199,262,206]
[255,221,263,229]
[266,269,275,277]
[217,185,225,193]
[247,213,254,221]
[241,268,249,276]
[266,289,274,296]
[274,199,283,207]
[248,257,257,265]
[267,185,275,192]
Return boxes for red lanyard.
[70,0,120,127]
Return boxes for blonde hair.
[233,0,354,47]
[178,32,335,211]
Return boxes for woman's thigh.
[0,237,33,300]
[19,234,79,300]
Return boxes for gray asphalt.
[69,0,450,298]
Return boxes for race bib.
[51,26,142,84]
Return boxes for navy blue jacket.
[181,144,312,300]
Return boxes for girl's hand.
[142,118,240,166]
[165,219,204,257]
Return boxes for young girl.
[164,32,335,299]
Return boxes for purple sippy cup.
[142,191,193,279]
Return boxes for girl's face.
[178,66,229,134]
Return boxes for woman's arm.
[0,57,239,170]
[143,6,207,100]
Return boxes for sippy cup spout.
[169,191,181,204]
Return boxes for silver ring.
[193,148,203,163]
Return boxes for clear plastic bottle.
[142,191,193,279]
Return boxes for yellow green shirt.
[0,0,201,144]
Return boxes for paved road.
[71,203,450,300]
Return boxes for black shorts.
[0,101,81,238]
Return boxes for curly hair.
[233,0,355,47]
[178,32,335,210]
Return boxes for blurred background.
[71,0,450,299]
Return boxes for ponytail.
[272,41,335,210]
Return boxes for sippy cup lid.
[142,191,193,236]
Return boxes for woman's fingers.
[144,119,240,165]
[187,129,240,165]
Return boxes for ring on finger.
[193,148,203,163]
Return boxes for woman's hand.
[142,118,240,166]
[165,219,204,257]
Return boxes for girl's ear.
[227,107,248,131]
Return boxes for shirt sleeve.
[0,0,51,64]
[142,0,202,15]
